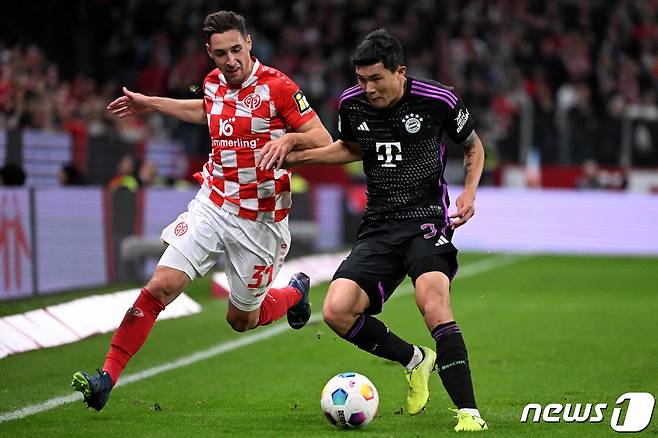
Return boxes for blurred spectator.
[576,159,604,190]
[168,38,209,97]
[137,159,167,187]
[108,154,138,192]
[1,0,657,180]
[59,163,87,186]
[136,33,171,97]
[0,163,26,186]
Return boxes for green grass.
[0,253,657,437]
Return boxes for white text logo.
[211,138,257,149]
[520,392,655,433]
[455,108,469,133]
[611,392,655,432]
[219,117,236,136]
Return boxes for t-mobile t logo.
[376,142,402,167]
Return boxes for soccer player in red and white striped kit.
[72,11,332,411]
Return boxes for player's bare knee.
[422,288,450,306]
[416,278,450,304]
[416,273,450,292]
[229,321,250,332]
[146,278,168,304]
[226,312,257,332]
[144,279,173,305]
[226,315,250,332]
[322,304,338,328]
[323,304,355,335]
[145,267,188,305]
[419,289,451,311]
[423,300,452,316]
[322,299,340,324]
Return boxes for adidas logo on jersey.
[435,235,449,246]
[357,121,370,131]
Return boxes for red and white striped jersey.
[195,58,316,222]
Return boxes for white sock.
[405,346,424,371]
[459,408,481,418]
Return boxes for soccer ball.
[320,372,379,429]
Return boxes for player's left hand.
[257,135,294,170]
[449,190,476,229]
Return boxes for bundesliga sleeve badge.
[293,90,311,115]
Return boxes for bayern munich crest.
[243,92,262,110]
[403,113,423,133]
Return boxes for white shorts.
[159,191,291,312]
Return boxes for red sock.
[257,286,302,326]
[102,288,165,384]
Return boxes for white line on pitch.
[0,254,527,423]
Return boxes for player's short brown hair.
[203,11,247,41]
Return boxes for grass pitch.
[0,253,656,437]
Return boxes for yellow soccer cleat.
[404,346,437,414]
[453,409,488,432]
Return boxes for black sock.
[432,321,477,409]
[342,314,414,366]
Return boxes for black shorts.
[333,218,458,315]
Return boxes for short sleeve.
[443,95,475,144]
[337,101,357,142]
[271,75,316,130]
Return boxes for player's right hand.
[257,134,295,170]
[106,87,152,118]
[449,189,476,229]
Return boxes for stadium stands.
[1,0,657,176]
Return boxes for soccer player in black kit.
[258,29,487,432]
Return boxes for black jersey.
[338,77,475,225]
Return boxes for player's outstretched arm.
[257,116,332,170]
[106,87,206,125]
[450,131,485,229]
[284,140,363,167]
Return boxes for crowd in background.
[1,0,658,187]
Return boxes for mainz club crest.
[243,92,262,110]
[174,222,188,236]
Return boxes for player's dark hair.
[203,11,247,41]
[351,29,404,72]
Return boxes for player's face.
[355,62,406,109]
[206,30,254,85]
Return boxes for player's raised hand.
[257,134,294,170]
[449,190,476,229]
[106,87,152,118]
